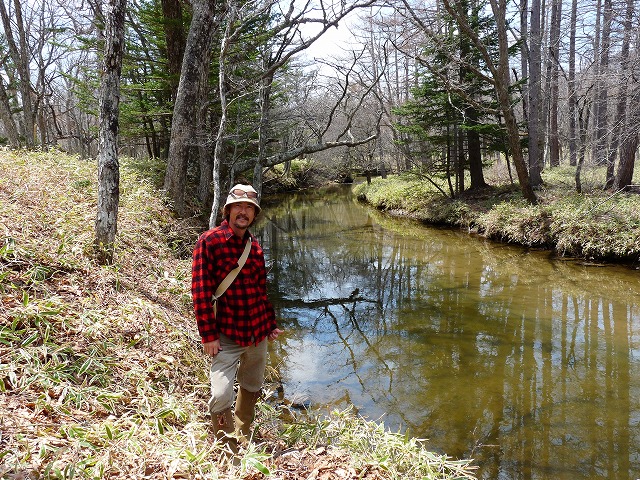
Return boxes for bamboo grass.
[1,150,476,479]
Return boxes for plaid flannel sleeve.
[191,234,218,343]
[257,245,277,332]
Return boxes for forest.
[1,0,639,238]
[2,0,640,476]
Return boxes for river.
[254,185,640,480]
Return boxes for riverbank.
[0,150,476,479]
[353,166,640,267]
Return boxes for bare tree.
[208,0,237,228]
[486,0,536,203]
[546,0,562,167]
[527,0,543,186]
[95,0,127,265]
[613,0,638,190]
[164,0,380,219]
[598,0,613,185]
[0,0,36,148]
[567,0,578,167]
[210,0,379,223]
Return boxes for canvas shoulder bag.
[211,238,252,317]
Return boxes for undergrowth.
[0,149,477,479]
[355,165,640,264]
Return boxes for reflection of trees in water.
[396,256,638,479]
[258,191,640,480]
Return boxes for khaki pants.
[208,334,268,415]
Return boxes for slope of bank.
[0,150,476,480]
[353,168,640,267]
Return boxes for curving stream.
[254,185,640,480]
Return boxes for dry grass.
[0,149,477,480]
[1,149,210,478]
[355,163,640,264]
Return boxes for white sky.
[300,14,361,66]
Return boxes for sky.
[299,13,361,67]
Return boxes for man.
[191,183,283,448]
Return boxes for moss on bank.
[0,150,476,479]
[353,169,640,265]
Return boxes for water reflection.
[255,186,640,480]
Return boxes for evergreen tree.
[395,1,517,196]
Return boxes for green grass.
[355,164,640,263]
[0,149,477,479]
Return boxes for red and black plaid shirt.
[191,220,276,346]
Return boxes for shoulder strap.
[212,238,252,315]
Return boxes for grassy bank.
[0,150,476,479]
[353,165,640,265]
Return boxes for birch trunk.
[547,0,562,167]
[95,0,127,265]
[208,1,236,228]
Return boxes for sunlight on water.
[256,185,640,480]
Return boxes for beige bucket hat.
[222,184,261,215]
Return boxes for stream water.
[254,185,640,480]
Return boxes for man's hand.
[203,339,221,356]
[268,328,284,341]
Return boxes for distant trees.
[162,0,381,220]
[389,0,536,202]
[0,0,638,214]
[0,0,383,216]
[0,0,34,148]
[358,0,640,201]
[393,2,490,195]
[0,0,100,152]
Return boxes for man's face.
[229,202,256,230]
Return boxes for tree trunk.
[615,133,638,190]
[491,0,537,203]
[611,0,635,190]
[600,0,614,185]
[467,107,486,190]
[615,82,639,190]
[567,0,578,166]
[209,1,236,228]
[164,0,217,217]
[575,100,591,193]
[254,68,274,200]
[197,41,214,206]
[95,0,127,265]
[0,76,20,147]
[0,0,36,148]
[499,85,537,204]
[528,0,543,186]
[446,126,455,197]
[457,126,465,194]
[456,0,485,191]
[519,0,528,124]
[592,0,612,171]
[547,0,562,167]
[161,0,186,103]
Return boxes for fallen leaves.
[243,445,387,480]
